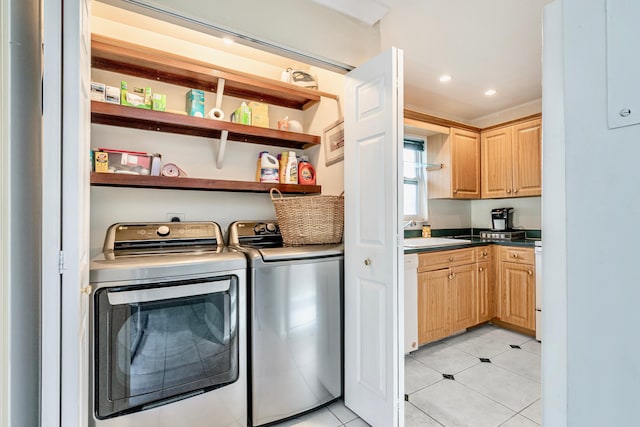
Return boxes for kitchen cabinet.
[427,127,481,199]
[476,246,495,323]
[417,247,477,344]
[90,34,338,194]
[481,117,542,198]
[497,246,536,331]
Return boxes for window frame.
[403,137,427,222]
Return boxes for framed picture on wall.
[323,118,344,166]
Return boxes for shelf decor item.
[270,188,344,246]
[323,118,344,166]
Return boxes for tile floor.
[271,324,541,427]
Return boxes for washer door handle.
[364,258,372,266]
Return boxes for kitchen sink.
[404,237,471,248]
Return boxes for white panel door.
[344,47,404,427]
[61,0,92,425]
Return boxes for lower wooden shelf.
[90,172,322,194]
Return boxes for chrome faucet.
[403,220,417,228]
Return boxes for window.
[403,138,427,220]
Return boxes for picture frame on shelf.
[323,118,344,166]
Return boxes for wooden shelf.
[90,172,322,194]
[91,101,320,150]
[92,34,338,111]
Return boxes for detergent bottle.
[285,151,298,184]
[256,151,268,182]
[260,153,279,183]
[298,157,316,185]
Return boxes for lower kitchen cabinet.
[498,247,536,331]
[418,269,450,344]
[476,246,494,323]
[414,244,537,347]
[417,248,477,345]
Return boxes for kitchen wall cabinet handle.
[528,270,533,276]
[479,267,484,272]
[364,258,371,266]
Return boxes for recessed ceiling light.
[222,37,234,45]
[439,74,452,83]
[484,89,497,96]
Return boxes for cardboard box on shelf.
[120,81,152,109]
[249,101,269,128]
[105,85,120,104]
[91,82,106,102]
[152,93,166,111]
[93,148,161,175]
[186,89,205,117]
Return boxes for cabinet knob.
[482,251,488,256]
[479,267,484,272]
[449,256,454,262]
[512,253,519,258]
[364,258,371,266]
[453,189,458,194]
[528,270,533,276]
[513,188,519,194]
[506,189,512,193]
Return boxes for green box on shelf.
[120,81,151,109]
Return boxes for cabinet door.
[450,128,481,199]
[500,262,536,330]
[418,269,450,345]
[449,264,477,332]
[476,261,494,323]
[512,119,542,197]
[481,126,512,198]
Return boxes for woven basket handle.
[270,188,284,200]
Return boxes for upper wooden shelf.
[91,101,320,150]
[91,34,338,111]
[90,172,322,194]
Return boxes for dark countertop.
[403,236,539,254]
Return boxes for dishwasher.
[228,220,343,426]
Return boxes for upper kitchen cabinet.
[427,127,481,199]
[481,116,542,198]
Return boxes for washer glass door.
[94,276,239,419]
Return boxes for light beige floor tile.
[455,363,540,412]
[492,349,541,383]
[344,418,370,426]
[405,357,443,394]
[500,413,540,426]
[489,328,533,346]
[327,400,358,424]
[410,379,515,427]
[270,408,342,427]
[412,343,480,375]
[520,399,542,424]
[448,331,514,358]
[520,340,541,356]
[404,402,442,427]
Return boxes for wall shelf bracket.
[215,130,229,169]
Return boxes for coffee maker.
[491,207,514,231]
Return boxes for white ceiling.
[379,0,553,123]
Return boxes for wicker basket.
[270,188,344,246]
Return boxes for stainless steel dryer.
[89,221,247,427]
[228,220,343,427]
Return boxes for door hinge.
[58,251,65,274]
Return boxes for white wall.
[2,0,42,426]
[90,14,344,254]
[427,199,471,229]
[470,197,541,230]
[544,0,640,425]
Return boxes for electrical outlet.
[166,213,185,222]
